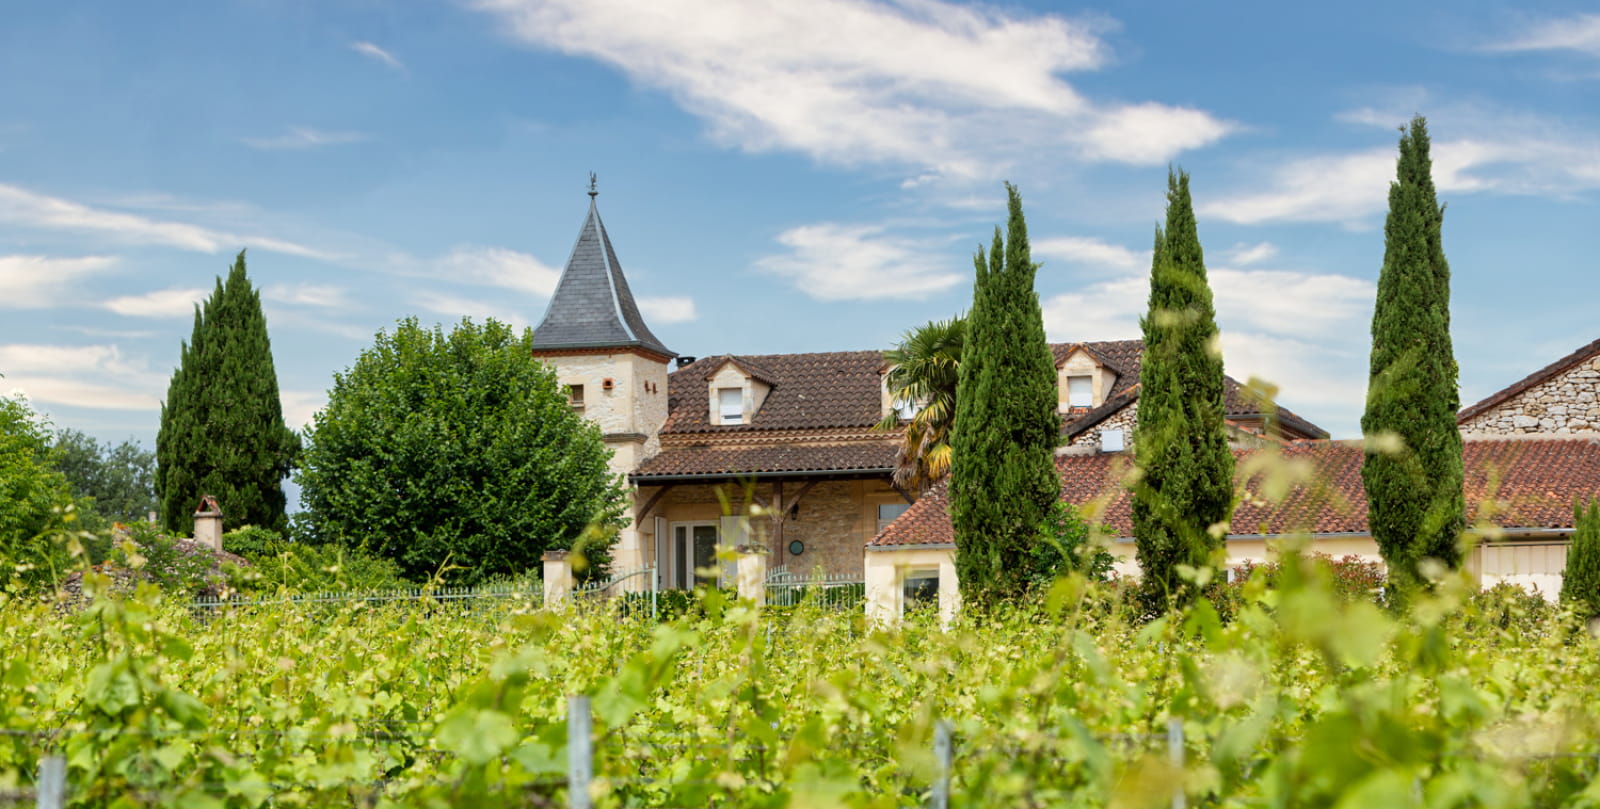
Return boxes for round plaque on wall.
[788,540,805,556]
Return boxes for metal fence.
[765,566,865,609]
[574,564,658,619]
[192,580,544,611]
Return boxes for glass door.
[671,523,721,589]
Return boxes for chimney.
[193,495,223,550]
[676,356,697,368]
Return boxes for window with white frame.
[1067,375,1093,408]
[718,387,744,425]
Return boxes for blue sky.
[3,0,1598,451]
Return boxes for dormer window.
[718,388,744,425]
[1067,376,1093,408]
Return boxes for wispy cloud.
[434,246,562,297]
[474,0,1233,181]
[0,254,118,308]
[100,287,208,318]
[0,182,330,258]
[1223,242,1278,267]
[638,296,697,324]
[1483,13,1600,57]
[280,389,328,430]
[242,127,370,151]
[350,40,405,70]
[263,283,350,309]
[754,223,964,301]
[414,292,531,329]
[1033,236,1147,274]
[1205,98,1600,226]
[0,343,165,411]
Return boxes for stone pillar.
[863,550,901,628]
[543,550,574,610]
[937,554,961,630]
[193,495,223,551]
[736,545,768,604]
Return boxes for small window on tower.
[719,387,744,425]
[1067,375,1093,408]
[568,384,585,412]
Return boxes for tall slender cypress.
[1131,169,1234,606]
[949,183,1061,603]
[1560,499,1600,619]
[157,251,299,535]
[1361,116,1464,595]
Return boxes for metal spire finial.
[587,172,598,198]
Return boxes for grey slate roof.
[530,198,675,358]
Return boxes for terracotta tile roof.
[663,341,1326,439]
[702,355,781,387]
[869,437,1600,547]
[664,350,888,434]
[632,440,898,480]
[1459,337,1600,423]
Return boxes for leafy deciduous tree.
[51,429,157,525]
[0,393,77,586]
[295,317,627,584]
[948,183,1062,603]
[1131,169,1235,607]
[157,251,300,536]
[1361,116,1464,596]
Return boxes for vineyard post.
[568,695,593,809]
[932,719,952,809]
[37,756,64,809]
[1167,718,1185,809]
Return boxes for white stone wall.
[1460,354,1600,435]
[1059,402,1138,456]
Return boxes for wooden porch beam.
[637,484,675,520]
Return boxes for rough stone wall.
[1460,354,1600,435]
[1059,403,1138,456]
[538,352,670,479]
[649,478,900,578]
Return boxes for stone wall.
[1460,354,1600,435]
[1059,402,1138,456]
[646,478,904,578]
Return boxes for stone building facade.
[1459,339,1600,436]
[528,191,1328,588]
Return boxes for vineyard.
[2,559,1599,808]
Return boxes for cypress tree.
[1560,499,1600,619]
[1131,169,1234,607]
[157,251,299,536]
[949,183,1061,603]
[1361,116,1464,596]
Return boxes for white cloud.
[242,127,369,151]
[1219,331,1367,435]
[1033,236,1147,273]
[414,292,531,330]
[1205,107,1600,225]
[754,223,964,301]
[473,0,1232,177]
[264,283,350,308]
[1484,14,1600,56]
[100,287,208,318]
[0,343,165,411]
[0,182,330,258]
[279,390,327,431]
[0,254,118,308]
[1223,242,1277,267]
[1209,268,1373,339]
[436,246,562,297]
[638,296,697,324]
[351,41,405,70]
[1040,275,1145,340]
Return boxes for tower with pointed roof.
[531,182,676,490]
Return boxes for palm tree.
[875,316,964,493]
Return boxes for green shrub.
[1025,500,1114,590]
[1560,498,1600,619]
[223,527,412,594]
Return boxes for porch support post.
[542,550,574,611]
[771,479,785,565]
[735,545,768,605]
